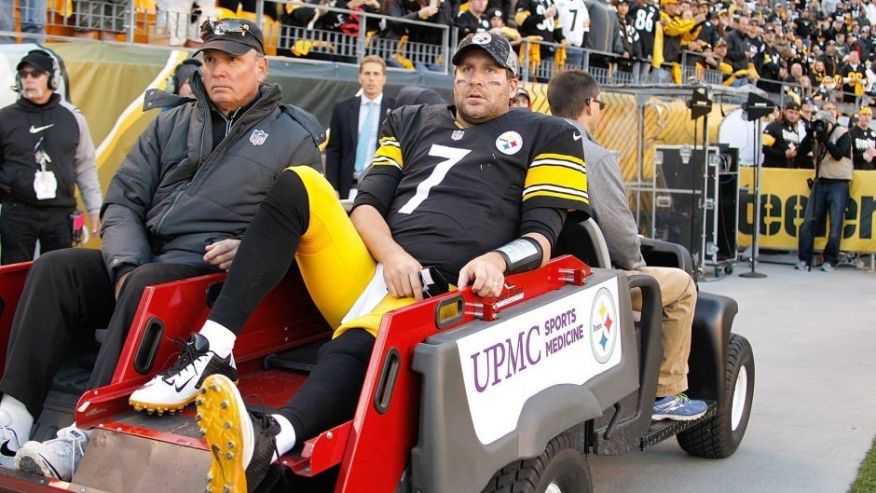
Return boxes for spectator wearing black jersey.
[695,0,719,48]
[820,40,840,76]
[762,101,809,168]
[755,25,783,93]
[839,49,867,101]
[849,105,876,169]
[617,0,642,69]
[516,0,565,66]
[457,0,491,38]
[630,0,659,81]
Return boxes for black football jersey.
[354,104,590,282]
[849,125,876,170]
[630,3,658,60]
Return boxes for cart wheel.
[677,334,754,458]
[482,435,592,493]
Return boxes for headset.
[168,58,202,95]
[13,49,62,93]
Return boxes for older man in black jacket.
[0,18,324,481]
[0,50,103,265]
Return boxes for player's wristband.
[493,237,543,275]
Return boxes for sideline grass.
[850,436,876,493]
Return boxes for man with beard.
[163,33,591,493]
[763,101,808,168]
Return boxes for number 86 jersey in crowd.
[353,103,591,283]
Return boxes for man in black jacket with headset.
[0,19,324,481]
[0,49,103,265]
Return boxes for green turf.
[850,436,876,493]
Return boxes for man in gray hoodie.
[547,69,706,421]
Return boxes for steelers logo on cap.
[473,32,492,45]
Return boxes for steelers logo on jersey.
[496,131,523,155]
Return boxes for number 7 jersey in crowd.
[353,103,591,283]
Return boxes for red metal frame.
[0,262,33,379]
[0,256,591,492]
[330,255,589,492]
[75,267,331,427]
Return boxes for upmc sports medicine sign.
[456,279,622,445]
[738,168,876,252]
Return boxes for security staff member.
[762,101,807,168]
[849,106,876,170]
[0,50,103,264]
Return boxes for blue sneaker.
[652,393,708,421]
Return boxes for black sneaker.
[196,374,280,493]
[129,334,238,413]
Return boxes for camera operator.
[796,109,853,272]
[849,106,876,170]
[763,102,809,168]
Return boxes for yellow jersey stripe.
[525,167,588,195]
[373,143,404,168]
[762,134,776,148]
[379,137,400,148]
[371,157,402,169]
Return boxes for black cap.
[16,50,54,74]
[452,32,518,77]
[784,101,800,111]
[195,18,264,56]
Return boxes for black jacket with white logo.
[0,93,102,213]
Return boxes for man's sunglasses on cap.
[200,19,264,52]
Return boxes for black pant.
[0,248,214,418]
[207,171,374,443]
[0,202,73,265]
[277,329,374,441]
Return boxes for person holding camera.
[762,101,810,168]
[796,108,853,272]
[0,50,103,265]
[849,106,876,170]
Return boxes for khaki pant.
[628,266,697,397]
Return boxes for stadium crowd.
[5,0,876,101]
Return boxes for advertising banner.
[738,168,876,252]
